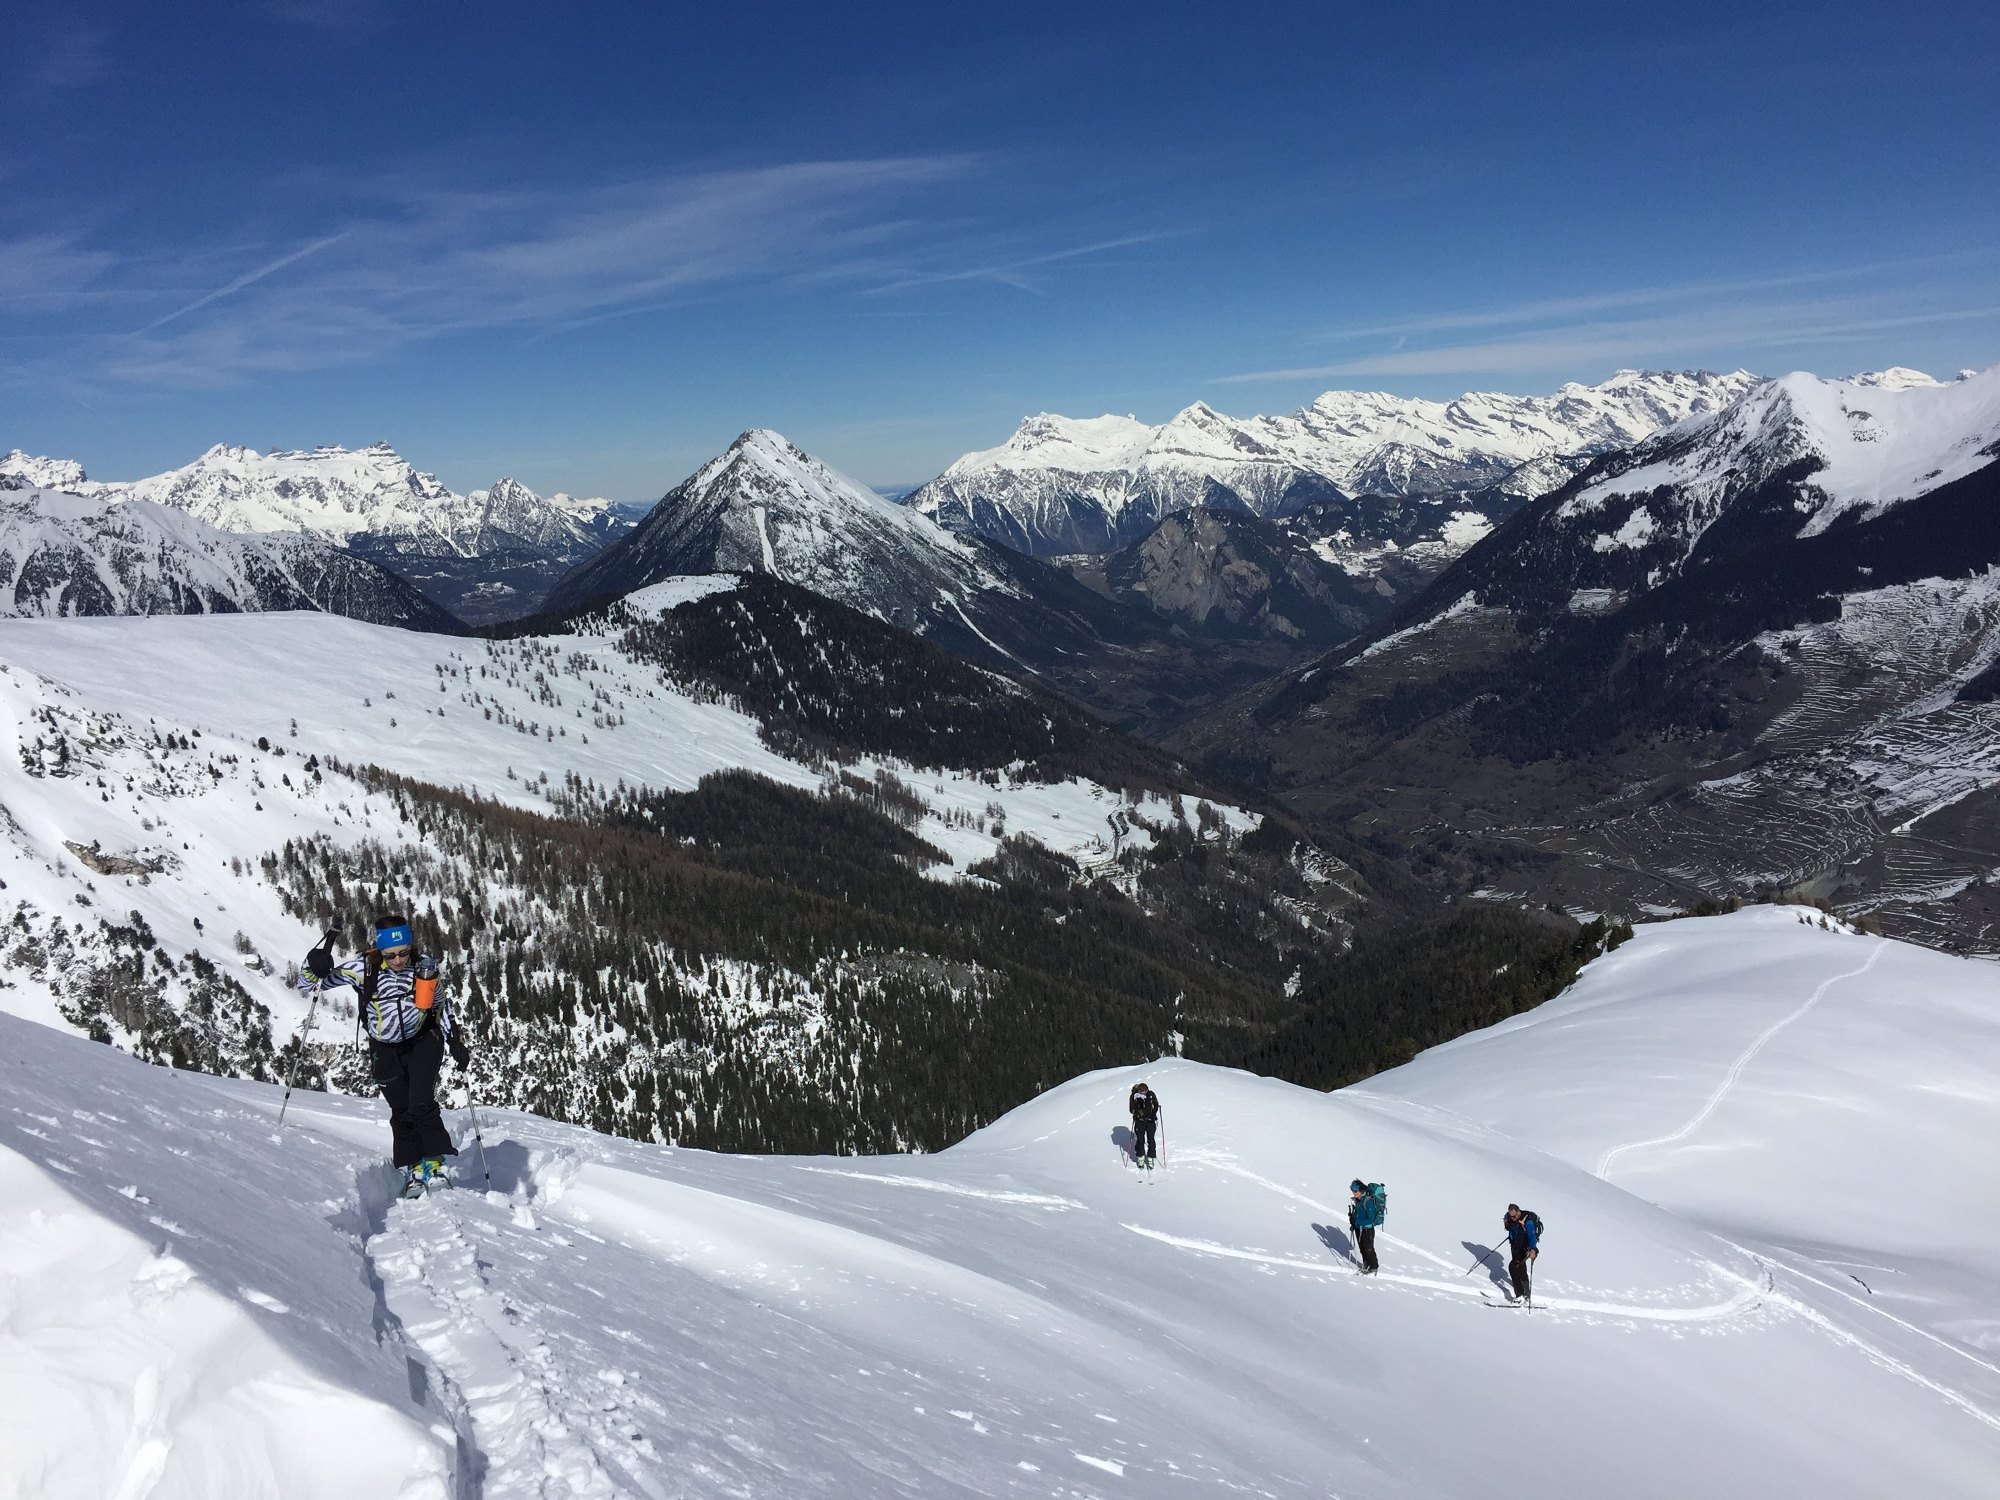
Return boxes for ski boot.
[399,1165,425,1199]
[417,1156,449,1191]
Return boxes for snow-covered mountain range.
[4,906,1995,1497]
[1535,365,2000,590]
[544,428,1174,690]
[0,489,459,627]
[0,443,635,622]
[908,369,1759,555]
[1350,364,2000,635]
[1201,365,2000,950]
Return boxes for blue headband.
[375,924,414,952]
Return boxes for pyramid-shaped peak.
[726,428,811,463]
[479,476,538,502]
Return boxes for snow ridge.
[1560,363,2000,542]
[910,369,1760,555]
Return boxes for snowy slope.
[1556,363,2000,552]
[4,908,1998,1497]
[909,369,1758,555]
[0,591,1234,1045]
[0,489,458,627]
[1364,904,2000,1387]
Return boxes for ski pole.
[463,1093,493,1190]
[277,924,341,1127]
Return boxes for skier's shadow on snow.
[1461,1240,1509,1288]
[1110,1125,1135,1165]
[1313,1222,1356,1263]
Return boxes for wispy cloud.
[0,233,119,303]
[1220,303,2000,383]
[5,156,1177,388]
[1215,254,2000,384]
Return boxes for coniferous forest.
[252,752,1601,1154]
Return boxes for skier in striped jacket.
[301,912,469,1193]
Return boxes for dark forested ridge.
[1248,908,1629,1090]
[613,572,1184,788]
[1260,456,2000,763]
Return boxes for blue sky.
[5,0,1997,498]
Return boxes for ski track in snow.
[1120,1225,1768,1325]
[1165,1149,1463,1273]
[1747,1252,2000,1435]
[1596,939,1887,1179]
[366,1183,662,1500]
[1743,1241,2000,1424]
[787,1166,1083,1208]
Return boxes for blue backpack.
[1356,1183,1386,1228]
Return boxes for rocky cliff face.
[1061,508,1387,645]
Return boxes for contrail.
[135,232,346,334]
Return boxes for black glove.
[304,946,334,982]
[449,1032,470,1070]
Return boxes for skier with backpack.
[1348,1180,1385,1273]
[301,913,470,1197]
[1128,1082,1161,1170]
[1503,1203,1542,1303]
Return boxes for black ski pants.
[372,1024,456,1168]
[1357,1226,1379,1272]
[1132,1118,1157,1162]
[1509,1248,1534,1301]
